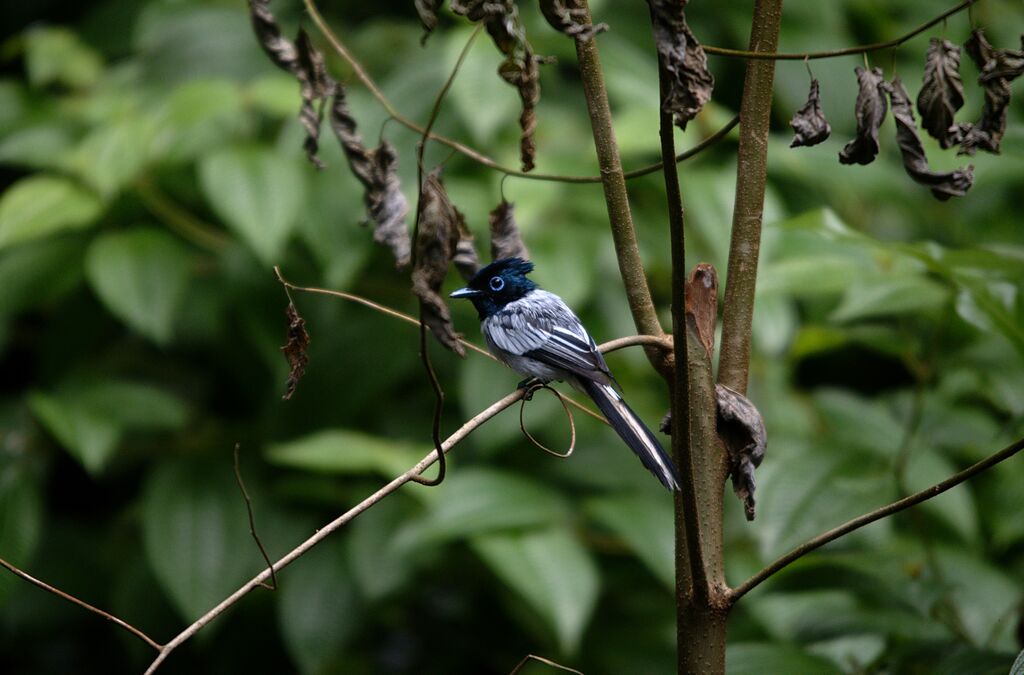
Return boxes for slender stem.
[0,557,163,651]
[716,0,785,396]
[135,177,229,251]
[145,389,527,674]
[728,436,1024,602]
[573,0,667,377]
[703,0,978,60]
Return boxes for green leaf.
[265,429,424,478]
[150,79,246,163]
[472,528,599,656]
[28,379,189,473]
[0,234,84,316]
[62,116,155,198]
[587,494,674,589]
[903,448,977,542]
[0,461,43,605]
[0,175,103,250]
[85,228,192,344]
[0,124,75,170]
[955,279,1024,359]
[277,538,359,675]
[347,496,424,601]
[24,27,102,89]
[447,27,519,144]
[830,275,949,323]
[141,458,258,623]
[396,468,570,549]
[726,643,841,675]
[198,145,305,264]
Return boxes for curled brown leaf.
[451,0,549,171]
[539,0,608,42]
[648,0,714,130]
[329,88,412,268]
[415,0,444,43]
[281,302,310,400]
[453,217,480,281]
[488,200,529,261]
[412,168,466,356]
[789,78,831,148]
[839,66,889,166]
[715,384,766,521]
[954,30,1024,156]
[917,38,965,149]
[248,0,332,169]
[889,78,973,201]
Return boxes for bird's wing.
[486,291,612,382]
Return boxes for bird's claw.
[517,378,540,400]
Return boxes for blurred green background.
[1,0,1023,672]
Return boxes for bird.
[450,257,680,491]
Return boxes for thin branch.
[409,24,482,487]
[702,0,979,60]
[716,0,784,396]
[301,0,735,184]
[519,382,577,459]
[0,556,163,651]
[144,389,527,674]
[508,654,584,675]
[233,443,277,591]
[134,177,230,252]
[728,436,1024,603]
[573,0,668,378]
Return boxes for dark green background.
[1,0,1023,672]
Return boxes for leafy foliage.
[0,1,1022,673]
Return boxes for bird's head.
[450,257,537,318]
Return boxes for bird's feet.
[517,378,542,401]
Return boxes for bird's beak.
[450,287,483,299]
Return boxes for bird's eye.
[489,276,505,292]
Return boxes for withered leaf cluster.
[889,78,974,201]
[789,78,831,148]
[450,0,549,172]
[648,0,714,130]
[539,0,608,42]
[488,200,529,261]
[329,91,412,268]
[250,1,330,168]
[413,169,472,356]
[715,384,766,521]
[917,38,965,149]
[954,29,1024,155]
[281,302,311,400]
[248,0,412,268]
[414,0,444,42]
[839,66,890,165]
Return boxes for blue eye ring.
[489,276,505,291]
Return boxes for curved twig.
[301,0,735,184]
[144,389,527,673]
[519,383,577,458]
[727,435,1024,603]
[0,557,163,651]
[702,0,978,60]
[509,654,584,675]
[233,443,277,590]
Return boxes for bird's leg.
[517,377,543,401]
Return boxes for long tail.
[579,380,680,491]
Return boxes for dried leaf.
[451,0,549,171]
[412,168,465,356]
[789,78,831,148]
[916,38,965,149]
[715,384,766,521]
[648,0,714,130]
[889,78,974,201]
[329,88,411,267]
[248,0,332,169]
[414,0,444,43]
[539,0,608,42]
[488,200,529,261]
[839,66,889,165]
[453,217,480,281]
[281,302,310,400]
[953,30,1024,155]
